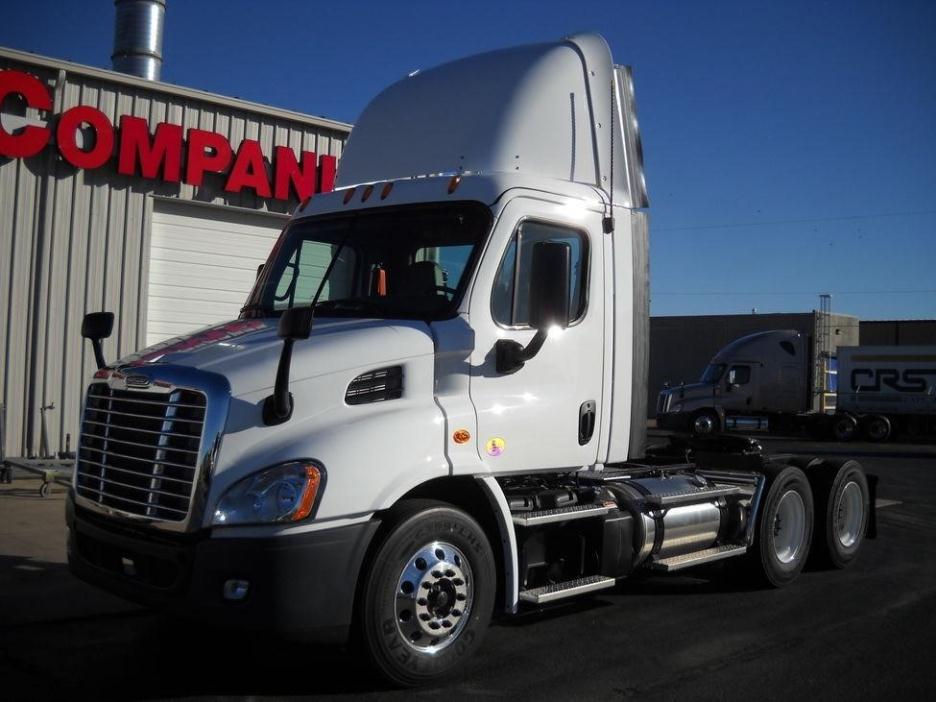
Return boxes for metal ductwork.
[111,0,166,81]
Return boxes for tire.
[359,499,496,687]
[862,415,891,443]
[690,409,720,436]
[808,459,869,569]
[831,414,858,442]
[746,464,814,587]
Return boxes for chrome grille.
[76,382,206,522]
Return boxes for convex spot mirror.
[278,305,314,340]
[527,241,572,331]
[81,312,114,341]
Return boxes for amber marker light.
[361,184,374,202]
[380,181,394,200]
[290,464,323,522]
[342,187,356,205]
[447,175,461,194]
[453,429,471,444]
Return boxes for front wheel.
[359,500,495,687]
[691,409,720,436]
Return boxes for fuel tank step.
[643,485,741,508]
[649,543,748,572]
[511,503,611,527]
[519,575,616,604]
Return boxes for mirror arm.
[90,339,107,370]
[263,337,296,425]
[495,328,548,374]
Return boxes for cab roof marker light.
[380,182,393,200]
[447,175,461,194]
[361,184,374,202]
[343,187,356,205]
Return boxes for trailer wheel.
[359,499,495,687]
[747,464,814,587]
[690,409,720,436]
[831,414,858,442]
[862,415,891,443]
[808,459,869,569]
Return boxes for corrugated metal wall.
[0,50,350,456]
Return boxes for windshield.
[700,363,726,384]
[242,203,490,320]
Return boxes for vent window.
[346,366,403,405]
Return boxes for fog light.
[223,579,250,601]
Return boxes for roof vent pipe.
[111,0,166,81]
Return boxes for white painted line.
[875,499,901,509]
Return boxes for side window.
[728,365,751,385]
[491,221,588,326]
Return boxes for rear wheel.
[808,459,869,569]
[831,414,858,442]
[862,415,891,442]
[747,464,814,587]
[359,500,495,687]
[691,409,720,436]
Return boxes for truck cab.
[657,330,808,434]
[66,36,872,687]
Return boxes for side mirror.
[495,241,571,374]
[263,306,314,425]
[81,312,114,369]
[528,241,571,331]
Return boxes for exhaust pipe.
[111,0,166,81]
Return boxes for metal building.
[0,47,351,457]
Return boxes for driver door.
[468,196,605,472]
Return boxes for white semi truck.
[657,330,936,441]
[66,35,875,685]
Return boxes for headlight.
[212,461,323,526]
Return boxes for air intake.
[346,367,404,405]
[111,0,166,81]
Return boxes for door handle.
[579,400,596,445]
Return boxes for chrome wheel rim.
[395,541,472,654]
[693,414,716,435]
[773,490,807,565]
[835,481,864,549]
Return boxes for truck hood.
[114,317,435,397]
[660,382,715,402]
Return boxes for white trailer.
[64,35,875,685]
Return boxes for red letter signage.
[56,106,115,169]
[319,154,337,193]
[185,128,233,186]
[273,146,317,201]
[225,139,272,197]
[0,70,52,158]
[117,116,183,182]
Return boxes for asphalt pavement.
[1,436,934,700]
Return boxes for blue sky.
[2,0,934,320]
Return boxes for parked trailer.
[61,35,876,685]
[657,331,936,442]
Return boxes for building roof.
[0,46,352,134]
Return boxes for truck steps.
[511,503,611,527]
[643,485,741,508]
[519,575,616,604]
[650,543,747,572]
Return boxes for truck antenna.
[602,76,615,234]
